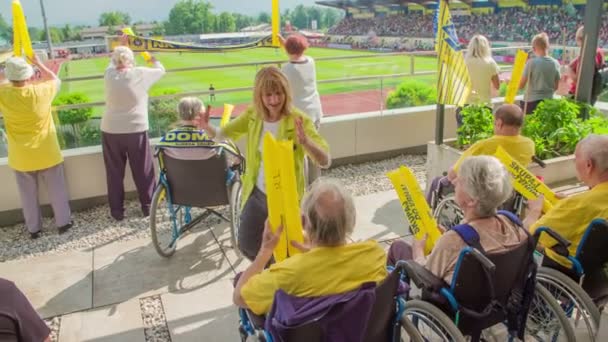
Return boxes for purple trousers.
[102,131,155,219]
[387,240,414,266]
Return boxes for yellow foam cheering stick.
[494,146,558,213]
[504,50,528,104]
[271,0,280,47]
[387,166,441,255]
[262,132,304,262]
[12,0,33,58]
[220,104,234,128]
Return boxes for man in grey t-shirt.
[519,33,560,114]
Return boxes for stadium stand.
[322,3,608,48]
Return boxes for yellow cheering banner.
[504,50,528,104]
[494,146,558,212]
[12,0,33,58]
[122,28,153,63]
[263,132,304,262]
[387,166,442,255]
[272,0,280,47]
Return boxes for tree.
[322,8,342,29]
[99,11,131,26]
[291,5,308,30]
[151,22,165,36]
[39,27,65,44]
[306,6,322,29]
[0,14,10,42]
[62,24,74,41]
[233,13,254,31]
[165,0,216,35]
[217,12,236,33]
[257,12,270,24]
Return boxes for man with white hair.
[0,55,72,239]
[525,134,608,271]
[233,177,387,316]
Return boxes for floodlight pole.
[39,0,54,58]
[575,0,603,120]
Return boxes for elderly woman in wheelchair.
[232,178,422,342]
[149,97,245,257]
[388,156,576,341]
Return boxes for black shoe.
[30,231,41,239]
[58,222,73,234]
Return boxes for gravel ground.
[44,316,61,342]
[0,154,427,263]
[140,296,172,342]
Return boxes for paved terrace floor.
[1,184,606,341]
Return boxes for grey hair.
[458,156,513,217]
[178,97,203,121]
[111,46,135,68]
[301,178,356,246]
[466,35,492,62]
[579,134,608,174]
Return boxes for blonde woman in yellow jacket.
[199,66,330,260]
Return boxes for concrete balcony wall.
[0,105,457,226]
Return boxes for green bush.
[149,87,181,138]
[53,92,93,146]
[385,80,437,109]
[80,124,102,147]
[456,104,494,148]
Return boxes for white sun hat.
[5,57,34,81]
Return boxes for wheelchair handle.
[533,227,572,257]
[470,248,496,272]
[532,155,546,168]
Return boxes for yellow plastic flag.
[504,50,528,104]
[262,132,304,262]
[271,0,280,47]
[12,0,33,58]
[387,166,442,255]
[494,146,558,213]
[121,27,135,36]
[220,104,234,128]
[122,28,152,63]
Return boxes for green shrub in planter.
[456,104,494,148]
[385,80,437,109]
[523,99,608,159]
[149,87,181,138]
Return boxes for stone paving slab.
[163,278,240,342]
[92,226,234,308]
[0,249,93,318]
[351,190,409,243]
[58,299,144,342]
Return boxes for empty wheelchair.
[397,219,576,341]
[149,144,245,257]
[238,262,426,342]
[534,220,608,341]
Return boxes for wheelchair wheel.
[401,299,465,341]
[433,196,463,230]
[525,284,576,341]
[229,179,242,258]
[150,183,179,257]
[537,267,601,341]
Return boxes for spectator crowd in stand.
[328,7,608,48]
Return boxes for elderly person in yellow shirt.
[524,134,608,273]
[233,178,387,316]
[426,104,535,204]
[0,56,72,239]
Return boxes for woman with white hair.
[388,156,528,284]
[456,35,501,126]
[101,46,165,221]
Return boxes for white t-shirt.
[465,56,500,105]
[101,61,166,134]
[256,121,280,193]
[281,56,323,123]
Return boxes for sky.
[0,0,320,27]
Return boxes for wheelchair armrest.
[533,227,572,258]
[400,260,448,292]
